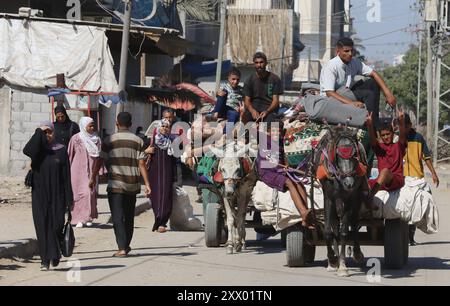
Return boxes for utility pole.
[426,22,434,146]
[215,0,227,94]
[116,0,133,116]
[417,26,423,126]
[433,0,450,166]
[278,32,286,87]
[307,46,312,82]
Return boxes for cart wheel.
[384,218,408,269]
[205,203,222,247]
[286,224,315,267]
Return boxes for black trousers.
[352,78,381,127]
[108,192,137,250]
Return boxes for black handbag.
[61,209,75,257]
[24,170,33,188]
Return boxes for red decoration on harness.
[356,162,367,177]
[241,158,251,175]
[213,171,224,183]
[337,146,354,159]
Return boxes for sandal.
[112,250,127,257]
[157,226,167,233]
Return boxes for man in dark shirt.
[243,52,283,124]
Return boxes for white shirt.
[320,56,373,96]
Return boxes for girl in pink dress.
[68,117,101,228]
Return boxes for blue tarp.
[110,0,181,31]
[182,60,232,79]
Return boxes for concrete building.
[225,0,302,86]
[0,2,189,174]
[292,0,350,84]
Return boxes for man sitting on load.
[320,37,397,127]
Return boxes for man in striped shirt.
[90,112,151,257]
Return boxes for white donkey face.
[218,157,241,196]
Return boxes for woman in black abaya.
[23,121,73,271]
[53,105,80,146]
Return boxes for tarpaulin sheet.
[0,18,119,92]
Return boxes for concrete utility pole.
[307,46,312,82]
[417,26,423,126]
[116,0,133,116]
[278,32,286,86]
[426,22,434,146]
[215,0,227,94]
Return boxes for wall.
[0,85,86,175]
[0,84,11,173]
[5,86,50,174]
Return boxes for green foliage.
[380,43,450,126]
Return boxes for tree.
[380,42,450,128]
[176,0,217,21]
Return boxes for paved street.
[0,180,449,286]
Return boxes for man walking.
[89,112,151,257]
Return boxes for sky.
[351,0,421,63]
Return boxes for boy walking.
[404,114,439,245]
[89,112,151,257]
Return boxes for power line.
[360,24,422,42]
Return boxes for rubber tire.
[205,203,222,247]
[384,218,408,269]
[286,225,314,267]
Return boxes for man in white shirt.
[320,37,397,127]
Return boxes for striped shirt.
[100,131,146,195]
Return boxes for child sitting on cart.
[257,122,315,228]
[208,68,244,134]
[366,109,407,204]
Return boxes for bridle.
[323,134,362,180]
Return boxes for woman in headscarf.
[53,105,80,146]
[146,119,176,233]
[23,121,73,271]
[67,117,101,228]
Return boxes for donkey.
[316,125,368,276]
[210,141,258,254]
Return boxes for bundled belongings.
[371,176,439,234]
[251,181,324,231]
[170,186,203,231]
[298,87,368,128]
[283,121,328,167]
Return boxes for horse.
[316,125,368,276]
[210,141,258,254]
